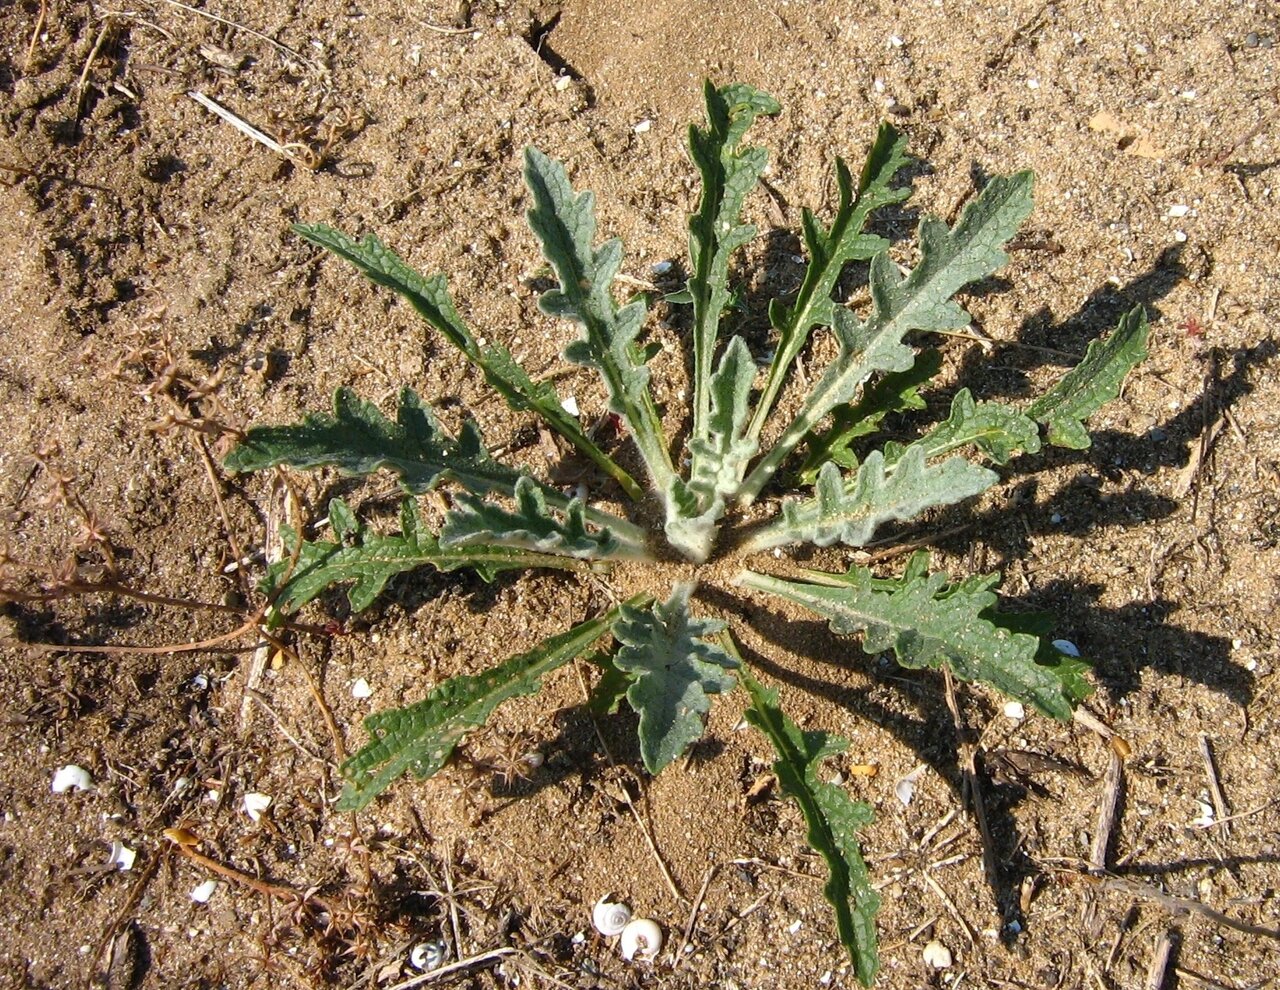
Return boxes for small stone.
[190,879,219,903]
[560,395,580,417]
[1052,639,1081,657]
[633,119,652,134]
[351,678,373,699]
[242,792,272,821]
[1244,31,1260,48]
[923,939,953,969]
[1003,701,1026,721]
[51,765,94,793]
[1167,204,1191,218]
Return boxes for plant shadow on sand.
[689,245,1275,943]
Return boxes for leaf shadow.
[697,569,1240,941]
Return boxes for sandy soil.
[2,1,1279,987]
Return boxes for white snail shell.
[409,940,447,971]
[619,918,663,962]
[592,895,632,936]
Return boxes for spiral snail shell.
[619,917,663,962]
[592,895,632,937]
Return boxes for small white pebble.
[351,678,373,699]
[1026,78,1040,89]
[553,74,572,92]
[190,879,219,903]
[888,34,905,47]
[650,260,673,275]
[560,395,580,417]
[923,939,953,969]
[1173,230,1188,242]
[788,919,802,934]
[633,119,652,134]
[1003,701,1026,721]
[51,765,94,794]
[895,765,926,806]
[1167,204,1191,218]
[242,792,272,821]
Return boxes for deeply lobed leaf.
[685,81,780,443]
[225,386,514,495]
[223,386,647,547]
[293,224,642,499]
[524,148,676,494]
[740,170,1035,504]
[265,498,578,616]
[612,584,737,773]
[742,444,996,553]
[736,552,1090,719]
[1026,306,1150,448]
[740,668,880,986]
[441,475,644,560]
[747,124,912,444]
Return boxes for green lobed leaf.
[736,552,1087,719]
[222,386,648,548]
[264,498,579,616]
[739,667,880,986]
[337,599,645,811]
[900,387,1042,466]
[293,223,643,500]
[747,124,912,446]
[742,444,997,554]
[1025,306,1150,449]
[795,348,943,484]
[612,583,738,774]
[225,386,515,495]
[523,147,676,494]
[664,336,759,561]
[441,475,642,560]
[739,171,1035,503]
[685,81,780,444]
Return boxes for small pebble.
[560,395,580,417]
[190,879,219,903]
[1003,701,1026,721]
[923,939,953,969]
[51,765,94,794]
[351,678,373,699]
[242,792,272,821]
[1245,31,1260,48]
[1166,204,1191,218]
[633,119,652,134]
[1052,639,1081,657]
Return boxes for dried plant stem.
[173,842,336,914]
[1145,930,1176,990]
[1090,750,1124,873]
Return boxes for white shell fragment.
[1051,639,1081,657]
[51,765,94,793]
[894,765,926,807]
[409,940,447,970]
[351,678,373,699]
[560,395,580,417]
[242,792,272,821]
[1003,701,1027,721]
[592,895,632,937]
[1167,204,1191,218]
[190,879,219,903]
[619,917,662,962]
[108,841,137,871]
[922,939,953,969]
